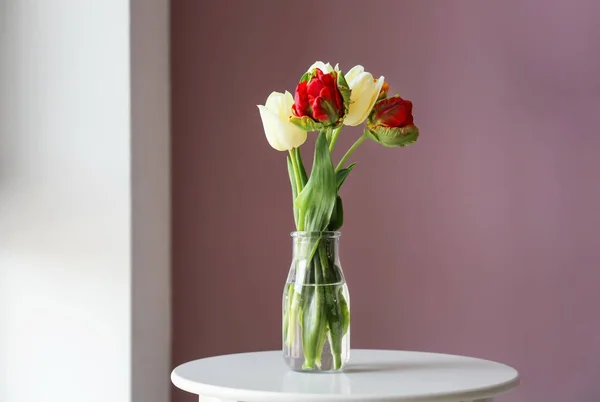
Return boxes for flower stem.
[289,149,306,230]
[328,126,342,152]
[289,149,303,194]
[318,243,343,369]
[336,132,367,172]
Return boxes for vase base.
[283,349,348,373]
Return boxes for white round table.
[171,350,519,402]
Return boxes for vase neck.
[289,232,343,285]
[291,232,340,259]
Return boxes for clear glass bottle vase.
[282,231,350,372]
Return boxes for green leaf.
[299,71,311,83]
[294,147,308,188]
[366,125,419,148]
[282,283,294,342]
[327,196,344,231]
[325,127,333,144]
[339,287,350,336]
[289,115,324,132]
[318,246,344,370]
[301,258,326,370]
[314,320,329,367]
[336,70,352,122]
[285,289,302,347]
[336,163,355,191]
[293,134,337,368]
[301,287,324,369]
[287,156,299,228]
[294,132,337,233]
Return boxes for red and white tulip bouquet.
[258,61,418,371]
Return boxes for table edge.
[171,349,520,402]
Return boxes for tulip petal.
[345,73,384,126]
[307,78,325,102]
[319,71,335,88]
[311,96,330,122]
[373,97,411,127]
[308,61,334,74]
[345,65,365,83]
[282,91,297,120]
[265,91,285,111]
[258,92,307,151]
[258,105,286,151]
[293,82,310,117]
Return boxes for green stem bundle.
[284,130,360,370]
[284,237,349,370]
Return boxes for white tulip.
[258,91,307,151]
[307,61,339,74]
[344,65,385,126]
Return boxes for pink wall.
[171,1,600,401]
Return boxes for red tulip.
[366,96,418,147]
[292,69,345,126]
[370,97,414,128]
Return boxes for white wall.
[0,1,170,401]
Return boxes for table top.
[171,349,518,402]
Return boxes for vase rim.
[290,231,341,238]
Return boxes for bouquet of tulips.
[258,61,418,370]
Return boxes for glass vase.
[282,231,350,372]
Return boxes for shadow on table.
[344,360,476,374]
